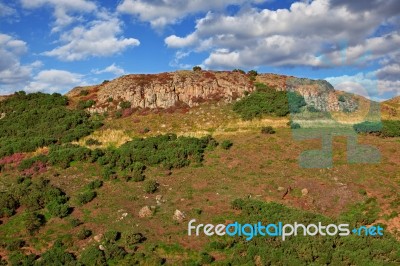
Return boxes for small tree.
[261,126,276,134]
[193,66,202,71]
[119,101,131,109]
[77,228,92,240]
[247,70,258,76]
[25,212,45,235]
[144,180,158,194]
[221,140,233,150]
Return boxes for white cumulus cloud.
[92,63,126,76]
[43,17,140,61]
[117,0,268,28]
[20,0,97,31]
[24,69,84,94]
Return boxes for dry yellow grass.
[77,129,132,148]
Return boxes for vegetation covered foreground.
[0,88,399,265]
[0,92,103,157]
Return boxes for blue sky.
[0,0,399,101]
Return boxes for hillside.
[0,71,399,265]
[67,71,358,114]
[382,96,400,120]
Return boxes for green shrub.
[77,191,97,205]
[144,180,158,194]
[46,201,70,218]
[77,228,92,240]
[307,106,319,112]
[353,120,400,137]
[353,121,382,134]
[261,126,275,134]
[48,144,92,169]
[221,140,233,150]
[220,198,400,265]
[79,90,89,96]
[37,242,77,266]
[233,83,306,120]
[104,243,127,261]
[288,121,301,129]
[18,155,48,171]
[80,245,106,266]
[6,240,25,252]
[125,232,145,248]
[209,241,226,250]
[233,69,246,74]
[0,193,19,218]
[199,252,214,264]
[86,180,103,190]
[0,92,102,157]
[103,230,121,243]
[70,218,82,227]
[247,70,258,76]
[193,66,202,71]
[85,138,102,146]
[131,171,145,182]
[381,120,400,137]
[107,97,113,102]
[77,99,95,110]
[115,110,122,118]
[119,101,131,109]
[8,252,36,266]
[24,212,45,235]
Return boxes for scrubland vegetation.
[0,86,399,265]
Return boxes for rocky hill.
[67,70,357,113]
[382,96,400,119]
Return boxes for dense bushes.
[24,212,45,235]
[233,83,306,120]
[48,144,93,169]
[143,180,158,194]
[119,101,131,109]
[380,120,400,137]
[77,100,95,110]
[77,228,92,240]
[353,121,382,134]
[193,66,202,71]
[0,92,103,157]
[76,191,97,205]
[221,140,233,150]
[222,198,400,265]
[353,120,400,137]
[2,177,70,221]
[36,241,77,266]
[97,134,218,172]
[0,193,19,218]
[261,126,275,134]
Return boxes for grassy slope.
[1,102,399,263]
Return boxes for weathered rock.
[301,188,309,196]
[138,206,153,218]
[173,209,186,222]
[156,195,163,205]
[94,234,103,242]
[67,71,358,114]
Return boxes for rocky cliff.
[67,70,357,113]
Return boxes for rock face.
[138,206,153,218]
[67,71,358,113]
[256,73,358,112]
[68,71,254,113]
